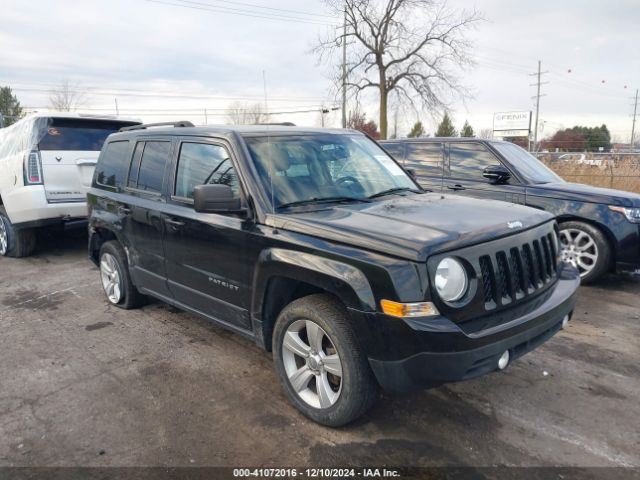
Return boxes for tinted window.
[493,142,562,184]
[382,143,405,160]
[449,143,501,180]
[133,141,171,193]
[95,140,131,190]
[175,143,239,199]
[38,118,136,151]
[406,143,443,176]
[127,142,145,189]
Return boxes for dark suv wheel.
[273,294,379,427]
[559,221,611,284]
[98,241,146,309]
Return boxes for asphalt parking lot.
[0,232,639,468]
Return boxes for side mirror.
[405,168,417,179]
[193,184,244,213]
[483,165,511,184]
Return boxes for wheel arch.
[252,248,376,351]
[557,215,616,268]
[89,226,122,265]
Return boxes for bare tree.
[49,79,87,111]
[479,128,494,139]
[226,101,268,125]
[315,0,481,139]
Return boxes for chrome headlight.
[434,257,468,302]
[609,206,640,224]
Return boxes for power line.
[144,0,339,26]
[21,107,338,117]
[11,86,327,102]
[23,105,328,112]
[6,80,327,100]
[171,0,336,18]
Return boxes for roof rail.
[119,120,195,132]
[255,122,296,126]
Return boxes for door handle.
[76,159,98,166]
[118,206,132,215]
[164,218,185,230]
[447,184,465,191]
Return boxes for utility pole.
[530,60,548,152]
[341,9,347,129]
[0,113,4,128]
[114,98,119,115]
[631,89,638,150]
[204,108,208,125]
[262,70,269,122]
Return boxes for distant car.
[558,153,605,167]
[381,138,640,283]
[558,153,587,163]
[0,113,140,257]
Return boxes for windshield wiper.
[367,187,420,199]
[277,196,371,209]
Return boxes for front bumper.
[358,266,580,392]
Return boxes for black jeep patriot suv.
[88,122,580,426]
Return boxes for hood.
[529,182,640,207]
[272,193,553,262]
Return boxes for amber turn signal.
[380,299,439,318]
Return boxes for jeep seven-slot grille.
[479,231,558,309]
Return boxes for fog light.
[497,350,510,370]
[561,314,570,329]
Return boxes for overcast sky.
[1,0,638,141]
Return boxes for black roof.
[112,124,360,140]
[380,137,507,145]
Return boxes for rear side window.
[406,143,443,176]
[38,118,135,151]
[128,141,171,193]
[382,142,405,160]
[95,140,131,190]
[175,142,239,200]
[449,143,501,180]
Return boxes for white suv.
[0,112,139,257]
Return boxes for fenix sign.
[493,111,532,137]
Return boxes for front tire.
[98,241,146,309]
[0,209,36,258]
[273,294,379,427]
[559,221,611,284]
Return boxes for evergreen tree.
[407,121,426,138]
[435,113,457,137]
[0,86,23,127]
[460,120,474,137]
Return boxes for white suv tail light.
[24,150,43,185]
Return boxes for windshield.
[244,133,419,209]
[493,142,563,184]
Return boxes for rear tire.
[559,221,611,284]
[273,294,379,427]
[98,241,146,309]
[0,209,36,258]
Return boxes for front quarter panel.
[525,188,640,266]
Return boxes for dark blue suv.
[382,138,640,283]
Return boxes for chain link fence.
[534,152,640,193]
